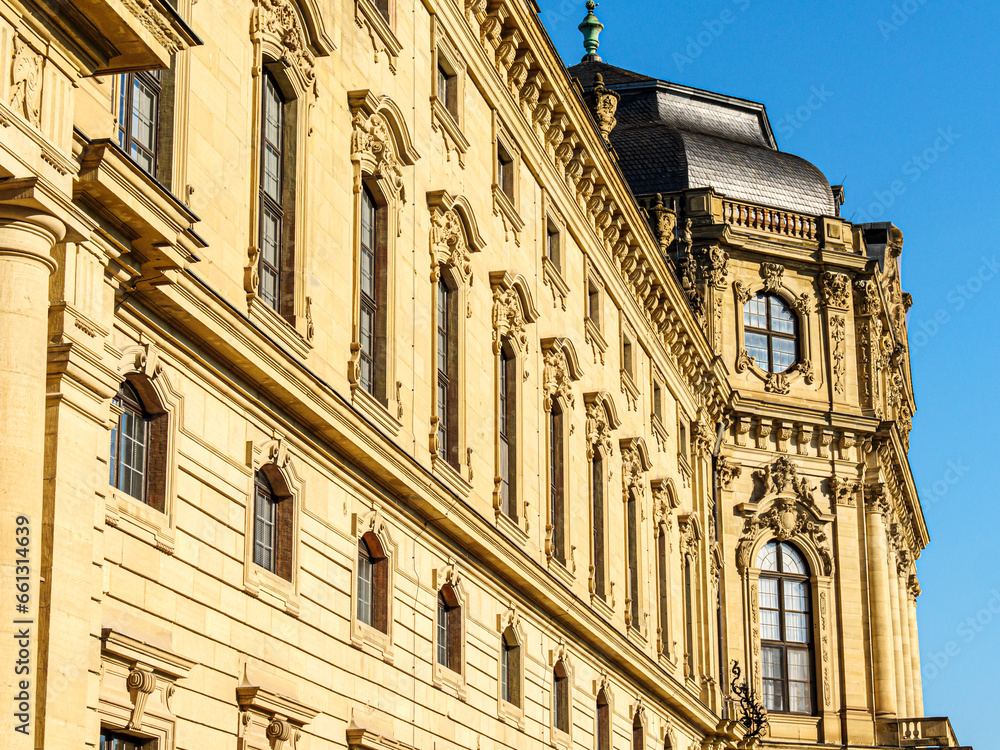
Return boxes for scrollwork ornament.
[10,37,42,128]
[760,262,784,292]
[543,349,574,412]
[819,270,851,309]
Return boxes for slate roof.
[568,60,836,216]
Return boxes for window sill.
[497,698,524,728]
[767,713,821,741]
[105,488,174,555]
[351,381,403,438]
[430,97,469,167]
[244,561,299,616]
[547,555,575,588]
[431,452,471,497]
[541,255,569,310]
[589,589,615,622]
[734,347,815,394]
[496,508,529,546]
[247,296,312,359]
[351,620,394,663]
[492,184,523,245]
[550,726,571,750]
[432,662,467,701]
[355,0,402,73]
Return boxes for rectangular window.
[657,530,669,648]
[357,548,373,626]
[258,72,285,312]
[546,222,560,271]
[437,64,457,118]
[549,407,565,563]
[360,186,378,395]
[762,646,784,710]
[501,637,520,705]
[497,144,514,200]
[684,561,695,675]
[436,597,449,667]
[653,381,663,423]
[499,349,517,519]
[587,281,600,329]
[679,420,688,460]
[117,70,162,177]
[101,728,155,750]
[117,408,147,500]
[436,281,458,467]
[253,486,276,573]
[592,454,605,599]
[627,491,640,626]
[623,335,633,377]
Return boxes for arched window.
[743,293,797,373]
[359,184,386,398]
[436,277,459,467]
[548,402,566,563]
[591,450,606,599]
[498,343,517,519]
[110,382,147,501]
[252,468,293,580]
[357,534,389,633]
[553,660,570,734]
[500,626,521,706]
[757,540,814,714]
[626,489,640,627]
[437,585,461,673]
[110,380,168,511]
[595,689,611,750]
[632,709,644,750]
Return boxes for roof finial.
[579,0,604,63]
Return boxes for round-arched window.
[756,540,814,714]
[744,293,797,373]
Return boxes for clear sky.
[537,1,999,744]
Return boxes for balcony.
[883,717,970,749]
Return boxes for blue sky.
[538,1,999,744]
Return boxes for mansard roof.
[568,59,836,217]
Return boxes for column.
[907,579,924,716]
[864,494,896,717]
[897,566,914,716]
[0,206,63,748]
[886,544,907,716]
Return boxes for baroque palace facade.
[0,0,971,748]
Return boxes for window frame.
[435,275,460,469]
[116,69,163,179]
[591,449,606,601]
[498,342,518,521]
[626,487,641,629]
[257,68,287,314]
[358,183,387,400]
[548,401,567,566]
[743,292,799,374]
[552,660,571,736]
[356,533,389,634]
[596,688,611,750]
[757,540,815,715]
[110,381,149,504]
[435,585,462,674]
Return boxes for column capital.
[0,204,65,273]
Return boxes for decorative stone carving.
[542,344,580,412]
[620,438,649,500]
[819,270,850,309]
[429,208,474,282]
[828,476,860,507]
[10,37,42,129]
[585,73,619,146]
[692,416,714,459]
[764,371,790,395]
[736,497,833,575]
[733,280,753,307]
[760,262,784,293]
[122,0,188,56]
[126,667,157,730]
[698,244,729,288]
[854,278,881,316]
[753,455,814,503]
[831,315,846,394]
[863,482,891,515]
[254,0,317,97]
[584,392,620,461]
[648,194,676,254]
[352,112,405,200]
[716,456,741,490]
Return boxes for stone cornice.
[439,0,728,421]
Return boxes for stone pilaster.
[0,206,63,748]
[864,488,896,717]
[886,542,907,716]
[907,579,924,716]
[897,566,914,716]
